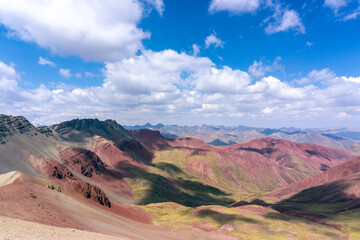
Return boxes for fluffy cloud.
[209,1,305,34]
[248,57,283,78]
[342,76,360,83]
[103,50,214,95]
[1,54,360,127]
[0,61,18,80]
[209,0,261,14]
[324,0,350,12]
[296,68,337,85]
[0,61,21,103]
[38,57,55,67]
[196,67,251,93]
[0,0,163,62]
[59,69,72,79]
[265,10,305,34]
[205,33,225,48]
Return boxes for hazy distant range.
[123,123,360,150]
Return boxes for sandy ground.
[0,216,129,240]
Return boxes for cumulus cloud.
[0,61,22,104]
[265,9,305,34]
[38,57,55,67]
[295,68,337,85]
[209,0,262,14]
[2,54,360,127]
[248,56,283,78]
[342,76,360,83]
[196,66,252,93]
[0,0,163,62]
[59,69,72,79]
[103,49,214,95]
[0,61,18,80]
[205,33,225,48]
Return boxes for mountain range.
[1,114,360,239]
[123,123,360,151]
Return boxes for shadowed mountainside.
[1,114,360,240]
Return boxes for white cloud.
[74,73,82,78]
[261,107,275,114]
[85,72,94,78]
[205,33,225,48]
[344,7,360,20]
[59,69,72,79]
[265,10,305,34]
[209,1,305,35]
[103,50,214,95]
[192,44,200,57]
[296,68,337,85]
[0,61,18,80]
[2,54,360,127]
[144,0,165,16]
[306,42,313,46]
[248,56,283,78]
[196,66,252,93]
[336,112,352,119]
[209,0,262,14]
[324,0,350,12]
[0,0,163,62]
[38,57,55,67]
[342,76,360,83]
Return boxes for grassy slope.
[142,202,347,240]
[126,149,237,207]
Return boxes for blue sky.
[0,0,360,128]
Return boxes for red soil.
[131,131,355,192]
[224,137,355,173]
[0,177,85,229]
[130,130,171,151]
[92,136,147,171]
[58,147,133,201]
[267,156,360,200]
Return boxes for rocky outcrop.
[74,182,111,207]
[50,118,132,142]
[59,148,107,178]
[28,154,111,208]
[0,114,37,144]
[36,126,53,137]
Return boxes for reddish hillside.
[223,137,354,174]
[91,136,147,171]
[266,156,360,201]
[131,131,355,193]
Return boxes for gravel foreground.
[0,216,129,240]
